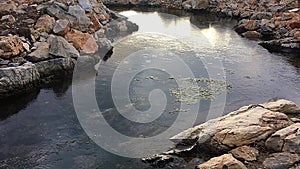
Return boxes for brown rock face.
[34,14,56,33]
[196,154,247,169]
[65,29,98,54]
[230,146,259,162]
[0,36,24,59]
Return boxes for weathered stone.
[53,19,70,35]
[191,0,209,10]
[22,42,30,52]
[27,42,53,62]
[263,152,300,169]
[11,57,27,65]
[262,99,300,114]
[0,1,17,12]
[259,38,300,54]
[0,63,40,98]
[68,5,91,28]
[266,123,300,152]
[230,146,259,162]
[170,100,293,153]
[78,0,93,12]
[34,15,55,33]
[196,154,247,169]
[87,12,103,31]
[242,31,262,39]
[35,58,76,78]
[0,36,24,59]
[48,35,80,58]
[65,29,98,54]
[283,132,300,154]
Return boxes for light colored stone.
[171,100,294,153]
[196,154,247,169]
[242,31,262,39]
[230,146,259,162]
[262,99,300,114]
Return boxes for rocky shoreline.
[0,0,138,98]
[143,99,300,169]
[103,0,300,55]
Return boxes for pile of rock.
[103,0,299,54]
[143,99,300,169]
[0,0,138,97]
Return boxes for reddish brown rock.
[34,14,56,33]
[65,29,98,54]
[0,36,24,59]
[87,12,103,31]
[294,29,300,41]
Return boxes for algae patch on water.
[169,77,232,104]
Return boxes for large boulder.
[170,100,293,153]
[0,63,40,98]
[35,58,76,78]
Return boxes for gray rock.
[283,131,300,154]
[53,19,70,35]
[78,0,92,12]
[0,63,40,98]
[263,152,300,169]
[266,123,300,152]
[68,5,91,28]
[27,42,53,62]
[35,58,76,78]
[48,35,80,59]
[191,0,209,10]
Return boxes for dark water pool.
[1,8,300,169]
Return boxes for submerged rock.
[196,154,247,169]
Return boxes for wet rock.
[230,146,259,162]
[34,14,56,33]
[78,0,92,12]
[259,38,300,54]
[263,152,300,169]
[266,123,300,152]
[0,36,24,59]
[191,0,209,10]
[241,31,262,39]
[170,100,293,153]
[196,154,247,169]
[35,57,76,78]
[53,19,70,35]
[27,42,52,62]
[48,35,80,58]
[0,15,16,23]
[0,63,40,98]
[65,29,98,54]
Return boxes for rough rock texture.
[48,35,80,58]
[35,58,76,78]
[0,36,25,59]
[170,103,293,153]
[263,152,300,169]
[266,123,300,152]
[0,63,40,98]
[65,29,98,54]
[229,146,259,162]
[144,99,300,168]
[27,42,52,62]
[53,19,70,35]
[196,154,247,169]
